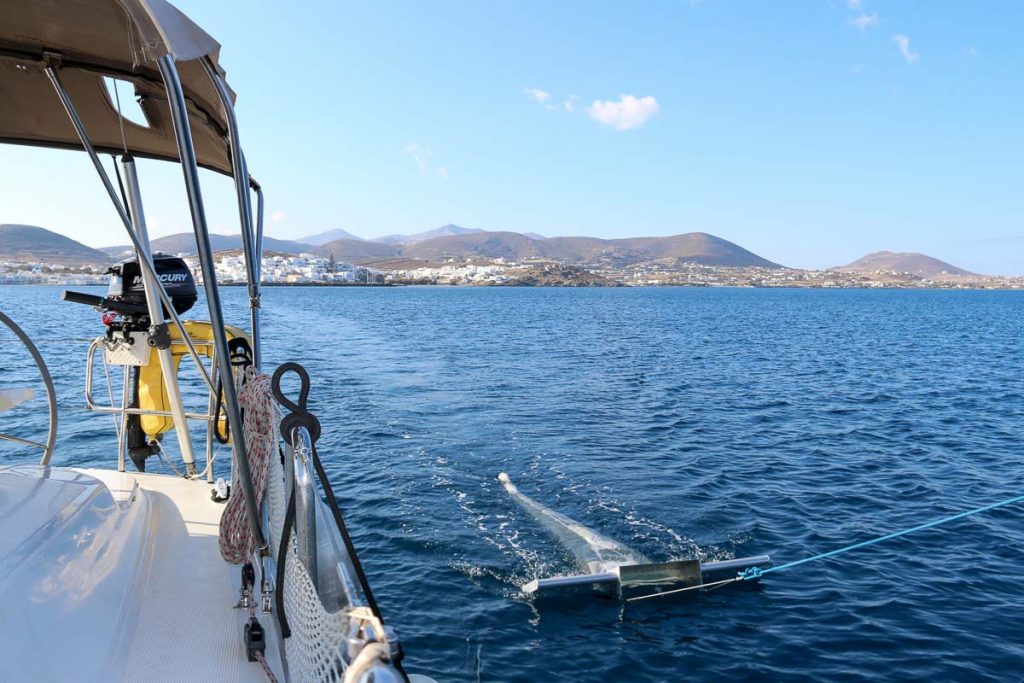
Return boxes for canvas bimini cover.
[0,0,235,174]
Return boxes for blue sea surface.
[1,285,1022,681]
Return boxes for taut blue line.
[741,492,1024,580]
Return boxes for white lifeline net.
[264,411,371,682]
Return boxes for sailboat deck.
[83,468,284,681]
[0,464,284,682]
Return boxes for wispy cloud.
[846,0,863,8]
[587,94,660,131]
[524,88,551,105]
[525,87,580,113]
[270,210,286,223]
[849,13,878,30]
[893,34,920,64]
[404,144,430,175]
[404,144,449,179]
[526,88,659,130]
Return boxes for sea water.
[1,285,1022,681]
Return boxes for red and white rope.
[254,650,280,683]
[219,368,275,564]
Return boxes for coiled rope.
[219,368,275,564]
[630,491,1024,602]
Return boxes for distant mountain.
[298,228,365,245]
[100,245,136,258]
[313,239,404,262]
[523,232,547,240]
[834,251,974,277]
[0,224,109,264]
[103,232,315,257]
[314,230,783,269]
[372,224,484,244]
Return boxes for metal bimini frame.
[3,6,411,679]
[42,54,267,553]
[201,57,264,369]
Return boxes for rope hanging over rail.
[219,368,274,564]
[630,491,1024,602]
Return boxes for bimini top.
[0,0,235,174]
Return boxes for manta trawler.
[0,2,434,681]
[498,473,772,598]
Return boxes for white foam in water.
[498,472,649,574]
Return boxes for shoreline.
[3,282,1021,292]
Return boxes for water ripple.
[2,285,1022,681]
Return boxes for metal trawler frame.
[498,473,771,598]
[0,2,429,681]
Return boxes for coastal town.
[2,250,1022,289]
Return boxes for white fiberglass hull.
[0,465,285,682]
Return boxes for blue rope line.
[740,492,1024,581]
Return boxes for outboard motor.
[63,253,197,326]
[63,254,198,471]
[105,254,198,318]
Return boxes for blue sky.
[1,0,1022,273]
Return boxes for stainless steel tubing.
[0,310,58,464]
[252,179,265,282]
[117,365,130,472]
[157,55,266,551]
[121,155,197,472]
[43,64,216,395]
[291,425,319,589]
[202,58,262,370]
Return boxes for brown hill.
[103,232,314,257]
[0,224,109,265]
[315,230,783,269]
[833,251,974,278]
[599,232,780,267]
[409,231,540,261]
[315,239,402,262]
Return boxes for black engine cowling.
[106,254,197,319]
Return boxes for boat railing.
[286,426,367,609]
[38,50,268,551]
[3,6,410,680]
[288,425,319,591]
[83,338,226,479]
[0,311,58,463]
[270,422,404,681]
